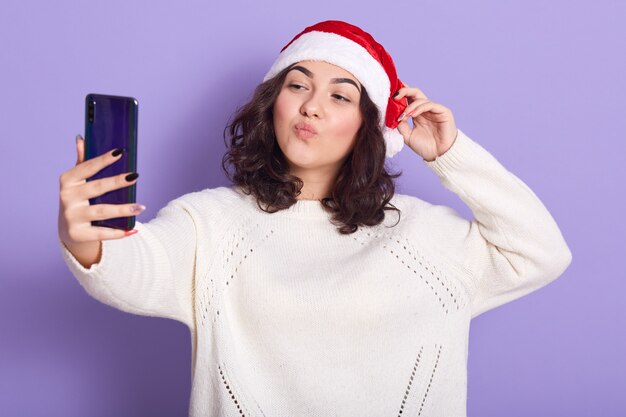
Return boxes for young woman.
[58,20,572,417]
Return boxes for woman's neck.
[289,166,337,201]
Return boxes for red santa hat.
[263,20,408,158]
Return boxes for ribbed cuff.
[58,236,107,276]
[58,222,144,277]
[422,128,483,177]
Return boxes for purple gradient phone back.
[85,93,138,231]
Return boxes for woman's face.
[273,60,363,175]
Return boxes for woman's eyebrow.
[288,65,361,93]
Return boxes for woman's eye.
[333,94,350,102]
[288,84,350,102]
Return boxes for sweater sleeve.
[418,128,573,319]
[58,196,199,329]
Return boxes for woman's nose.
[300,92,323,118]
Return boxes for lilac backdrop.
[1,0,624,415]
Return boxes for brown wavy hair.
[221,62,403,234]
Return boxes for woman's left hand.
[394,82,458,162]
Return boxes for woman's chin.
[282,147,317,167]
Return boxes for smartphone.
[84,93,138,231]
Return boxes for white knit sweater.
[59,128,572,417]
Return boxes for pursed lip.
[294,122,318,135]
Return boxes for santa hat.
[263,20,408,158]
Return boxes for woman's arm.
[59,196,199,329]
[393,84,571,318]
[416,128,572,318]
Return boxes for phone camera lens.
[88,100,95,123]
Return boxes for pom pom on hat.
[263,20,408,158]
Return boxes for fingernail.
[125,172,139,182]
[392,91,399,98]
[130,204,146,213]
[112,147,124,157]
[75,134,83,142]
[124,229,138,236]
[397,113,405,122]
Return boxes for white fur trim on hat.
[383,127,405,158]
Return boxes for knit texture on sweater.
[59,128,572,417]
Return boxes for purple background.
[1,0,624,415]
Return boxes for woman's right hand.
[58,134,144,267]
